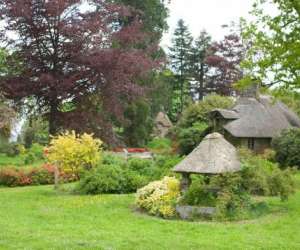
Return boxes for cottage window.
[248,138,255,150]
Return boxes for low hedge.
[0,164,77,187]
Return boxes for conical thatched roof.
[173,133,241,174]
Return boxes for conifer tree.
[189,31,212,101]
[168,19,193,113]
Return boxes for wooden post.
[180,173,191,193]
[54,163,60,190]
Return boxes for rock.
[176,205,216,220]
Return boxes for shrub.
[268,168,295,201]
[135,176,180,218]
[123,99,153,147]
[272,128,300,168]
[24,152,36,165]
[204,173,252,221]
[180,180,217,207]
[127,158,153,175]
[46,131,102,176]
[102,152,126,166]
[28,143,44,159]
[239,148,295,200]
[215,189,251,221]
[0,164,76,187]
[174,95,234,155]
[24,127,35,149]
[75,164,148,194]
[177,122,209,155]
[147,138,173,155]
[178,95,235,128]
[0,142,23,157]
[29,165,55,185]
[0,168,24,186]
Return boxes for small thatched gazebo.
[173,133,241,191]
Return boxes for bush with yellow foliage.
[46,131,102,177]
[135,176,180,218]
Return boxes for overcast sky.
[161,0,255,48]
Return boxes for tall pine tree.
[168,19,193,114]
[189,31,212,101]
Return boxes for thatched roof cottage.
[210,90,300,153]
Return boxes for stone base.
[176,205,216,220]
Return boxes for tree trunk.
[49,100,59,135]
[198,64,205,101]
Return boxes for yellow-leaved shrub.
[46,131,102,176]
[135,176,180,218]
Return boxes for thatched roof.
[155,112,173,128]
[173,133,241,174]
[210,109,239,120]
[215,95,300,138]
[153,112,173,137]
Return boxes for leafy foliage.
[75,153,181,195]
[75,164,148,195]
[0,164,76,187]
[240,0,300,88]
[175,95,234,154]
[135,176,180,218]
[0,0,161,140]
[147,138,173,155]
[272,128,300,169]
[123,99,153,147]
[239,148,295,200]
[46,131,102,176]
[114,0,169,40]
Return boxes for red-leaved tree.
[206,33,245,96]
[0,0,160,144]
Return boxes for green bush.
[147,138,173,155]
[102,152,126,166]
[174,95,234,155]
[24,127,35,149]
[215,188,251,221]
[28,143,44,159]
[177,122,209,155]
[239,148,295,200]
[24,153,35,165]
[181,180,217,207]
[0,142,23,157]
[127,158,154,175]
[272,128,300,168]
[123,99,153,147]
[75,164,148,194]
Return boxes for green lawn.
[0,153,44,168]
[0,183,300,250]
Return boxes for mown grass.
[0,177,300,250]
[0,153,44,168]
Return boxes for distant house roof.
[210,109,239,120]
[217,95,300,138]
[155,112,173,128]
[173,133,241,174]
